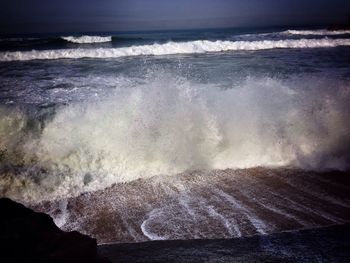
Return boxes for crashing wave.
[1,72,349,201]
[1,38,350,61]
[61,35,112,44]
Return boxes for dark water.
[99,223,350,262]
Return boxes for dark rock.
[0,198,110,263]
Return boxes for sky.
[1,0,350,34]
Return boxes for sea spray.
[1,72,349,201]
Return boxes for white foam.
[1,73,349,202]
[215,189,268,234]
[277,175,350,209]
[1,38,350,61]
[141,208,169,240]
[62,35,112,44]
[257,176,345,224]
[206,205,240,237]
[284,29,350,35]
[52,199,69,227]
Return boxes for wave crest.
[1,38,350,61]
[61,35,112,44]
[284,29,350,36]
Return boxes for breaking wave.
[1,38,350,61]
[283,29,350,36]
[61,35,112,44]
[1,72,349,202]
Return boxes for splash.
[1,72,349,202]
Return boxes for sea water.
[0,27,350,242]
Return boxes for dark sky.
[1,0,350,34]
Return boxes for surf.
[1,38,350,61]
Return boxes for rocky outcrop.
[0,198,109,263]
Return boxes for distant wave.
[62,35,112,44]
[1,38,350,61]
[283,29,350,36]
[0,37,37,42]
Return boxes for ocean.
[0,27,350,243]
